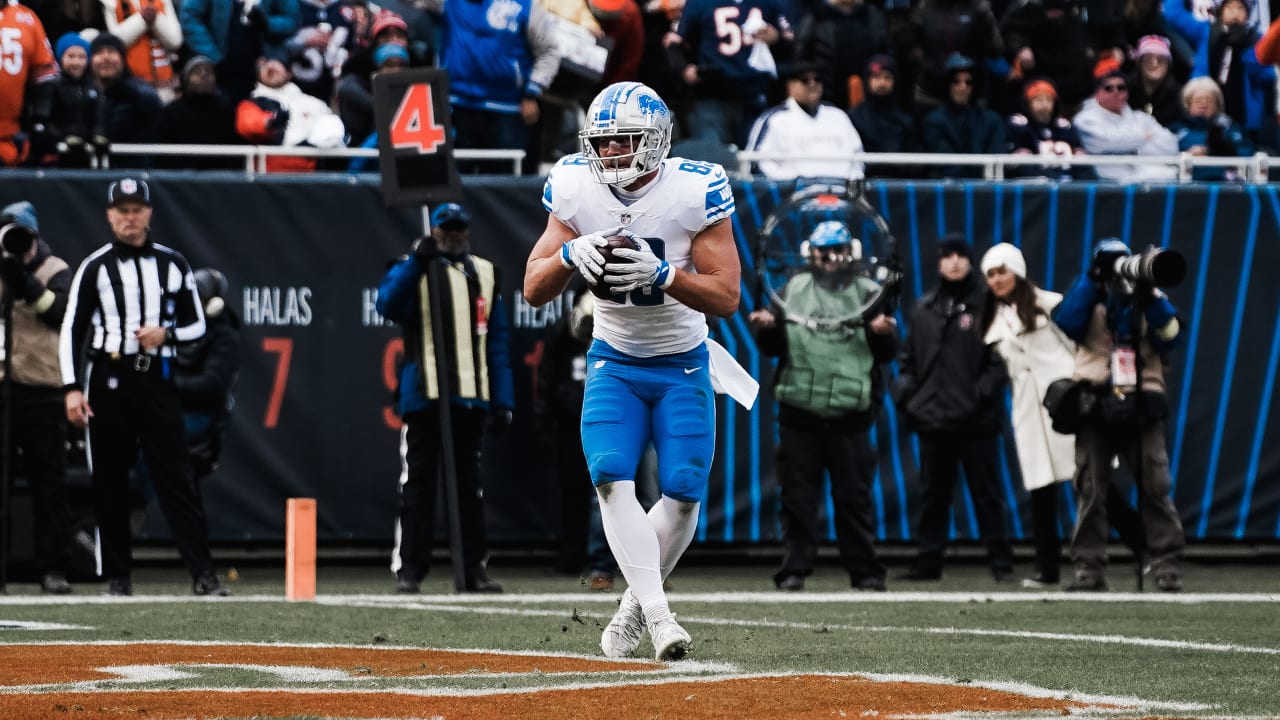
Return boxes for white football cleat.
[600,588,646,658]
[649,614,691,661]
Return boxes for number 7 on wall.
[263,337,293,428]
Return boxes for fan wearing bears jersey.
[524,81,756,662]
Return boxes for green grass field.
[1,557,1278,719]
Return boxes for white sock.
[596,481,666,611]
[649,496,700,581]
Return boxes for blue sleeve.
[1164,0,1208,49]
[178,0,222,62]
[264,0,303,40]
[1144,294,1183,352]
[1246,47,1276,86]
[486,294,516,410]
[1052,274,1102,343]
[375,256,421,323]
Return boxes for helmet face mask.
[580,82,672,186]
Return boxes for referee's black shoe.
[194,574,232,597]
[464,569,503,593]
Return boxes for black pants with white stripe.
[396,406,489,584]
[86,358,216,582]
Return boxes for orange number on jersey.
[389,83,447,154]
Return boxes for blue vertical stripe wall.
[721,179,1279,546]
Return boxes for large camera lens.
[0,223,37,257]
[1113,248,1186,288]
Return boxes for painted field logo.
[0,642,1125,719]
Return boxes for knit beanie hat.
[89,33,126,58]
[981,243,1027,279]
[937,232,973,260]
[181,55,215,89]
[1134,34,1173,60]
[55,33,91,63]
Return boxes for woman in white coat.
[980,244,1075,587]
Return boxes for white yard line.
[1,591,1279,605]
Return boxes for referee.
[59,178,230,597]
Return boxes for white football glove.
[559,226,622,285]
[605,237,674,293]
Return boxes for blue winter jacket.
[1053,274,1182,355]
[1164,2,1274,131]
[180,0,303,65]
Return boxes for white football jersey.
[543,155,736,357]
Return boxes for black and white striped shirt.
[59,239,206,389]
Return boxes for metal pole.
[421,207,467,594]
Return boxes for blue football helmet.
[580,82,673,186]
[803,221,862,261]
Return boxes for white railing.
[88,144,1277,183]
[735,150,1276,184]
[106,144,526,176]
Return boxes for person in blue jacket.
[1051,239,1186,593]
[376,202,515,594]
[1169,76,1254,181]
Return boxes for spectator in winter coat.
[1073,61,1178,181]
[235,55,345,171]
[40,32,102,167]
[848,54,919,178]
[921,53,1007,178]
[894,234,1013,583]
[1127,34,1184,127]
[746,62,865,180]
[88,33,161,161]
[179,0,302,104]
[155,56,241,169]
[794,0,891,109]
[999,0,1095,113]
[100,0,183,102]
[1006,77,1093,179]
[1169,76,1253,181]
[1164,0,1274,136]
[338,41,409,151]
[910,0,1003,104]
[420,0,561,172]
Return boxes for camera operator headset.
[1050,238,1187,593]
[0,201,76,594]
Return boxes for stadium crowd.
[2,0,1280,178]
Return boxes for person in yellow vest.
[0,202,76,594]
[748,221,898,592]
[375,203,515,594]
[100,0,183,102]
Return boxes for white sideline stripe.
[0,591,1278,605]
[0,670,1209,713]
[322,599,1280,658]
[0,638,735,674]
[0,620,92,630]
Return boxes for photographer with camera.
[0,202,76,593]
[1051,238,1186,593]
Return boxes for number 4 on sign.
[390,84,447,154]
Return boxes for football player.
[524,81,752,661]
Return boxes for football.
[588,234,640,300]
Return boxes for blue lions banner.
[1,172,1276,546]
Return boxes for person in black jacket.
[1006,77,1094,180]
[40,32,102,168]
[175,268,240,479]
[794,0,892,110]
[921,54,1008,178]
[155,57,240,170]
[88,33,160,165]
[893,233,1013,582]
[848,54,919,178]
